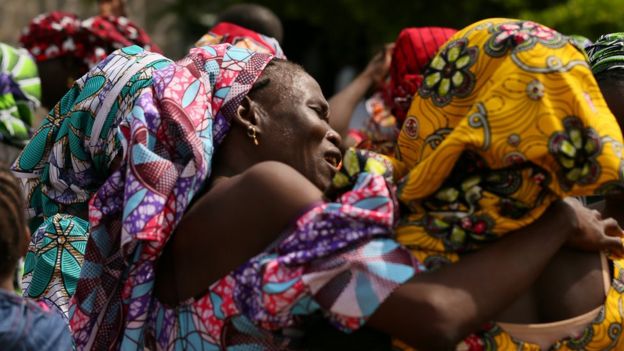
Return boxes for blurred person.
[0,43,40,164]
[329,27,457,154]
[98,0,127,17]
[19,10,160,110]
[195,3,285,58]
[0,163,72,350]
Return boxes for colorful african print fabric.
[195,21,286,59]
[587,33,624,75]
[385,27,458,124]
[58,42,414,349]
[349,27,456,156]
[13,45,172,320]
[63,44,272,349]
[388,18,624,350]
[19,11,161,73]
[145,150,416,350]
[0,42,40,148]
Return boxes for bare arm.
[369,199,624,350]
[156,166,622,350]
[328,45,393,140]
[155,161,324,303]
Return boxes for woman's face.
[255,70,342,191]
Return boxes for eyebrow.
[310,99,330,118]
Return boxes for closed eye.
[309,105,330,122]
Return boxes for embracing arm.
[155,161,324,303]
[368,199,624,350]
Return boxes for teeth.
[325,156,338,167]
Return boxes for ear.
[232,95,263,130]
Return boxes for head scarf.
[587,33,624,75]
[19,11,161,72]
[349,27,456,155]
[195,21,286,59]
[385,27,457,124]
[0,43,40,147]
[390,18,624,267]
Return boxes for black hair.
[0,163,26,278]
[217,3,284,43]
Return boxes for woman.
[14,44,622,351]
[391,19,624,350]
[195,21,285,58]
[330,27,457,154]
[19,11,160,110]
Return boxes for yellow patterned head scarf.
[392,18,624,267]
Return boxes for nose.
[325,128,342,149]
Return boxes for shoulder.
[236,161,324,209]
[0,294,72,350]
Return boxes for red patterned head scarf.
[20,11,161,72]
[386,27,457,124]
[195,22,286,59]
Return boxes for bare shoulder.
[235,161,324,208]
[157,161,325,303]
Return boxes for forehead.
[266,68,325,105]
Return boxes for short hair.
[0,163,26,277]
[248,59,306,101]
[217,3,284,43]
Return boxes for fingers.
[601,235,624,258]
[603,217,624,237]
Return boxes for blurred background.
[2,0,623,96]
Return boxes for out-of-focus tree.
[91,0,624,93]
[520,0,624,40]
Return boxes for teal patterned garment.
[0,42,40,148]
[14,46,172,320]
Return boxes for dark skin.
[590,79,624,239]
[154,67,624,350]
[36,57,83,110]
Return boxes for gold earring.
[67,76,74,88]
[247,125,259,146]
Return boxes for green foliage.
[520,0,624,40]
[148,0,624,92]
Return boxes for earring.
[67,76,74,88]
[247,125,259,146]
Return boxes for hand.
[562,197,624,257]
[362,43,394,88]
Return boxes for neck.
[211,132,260,181]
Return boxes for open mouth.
[324,152,342,170]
